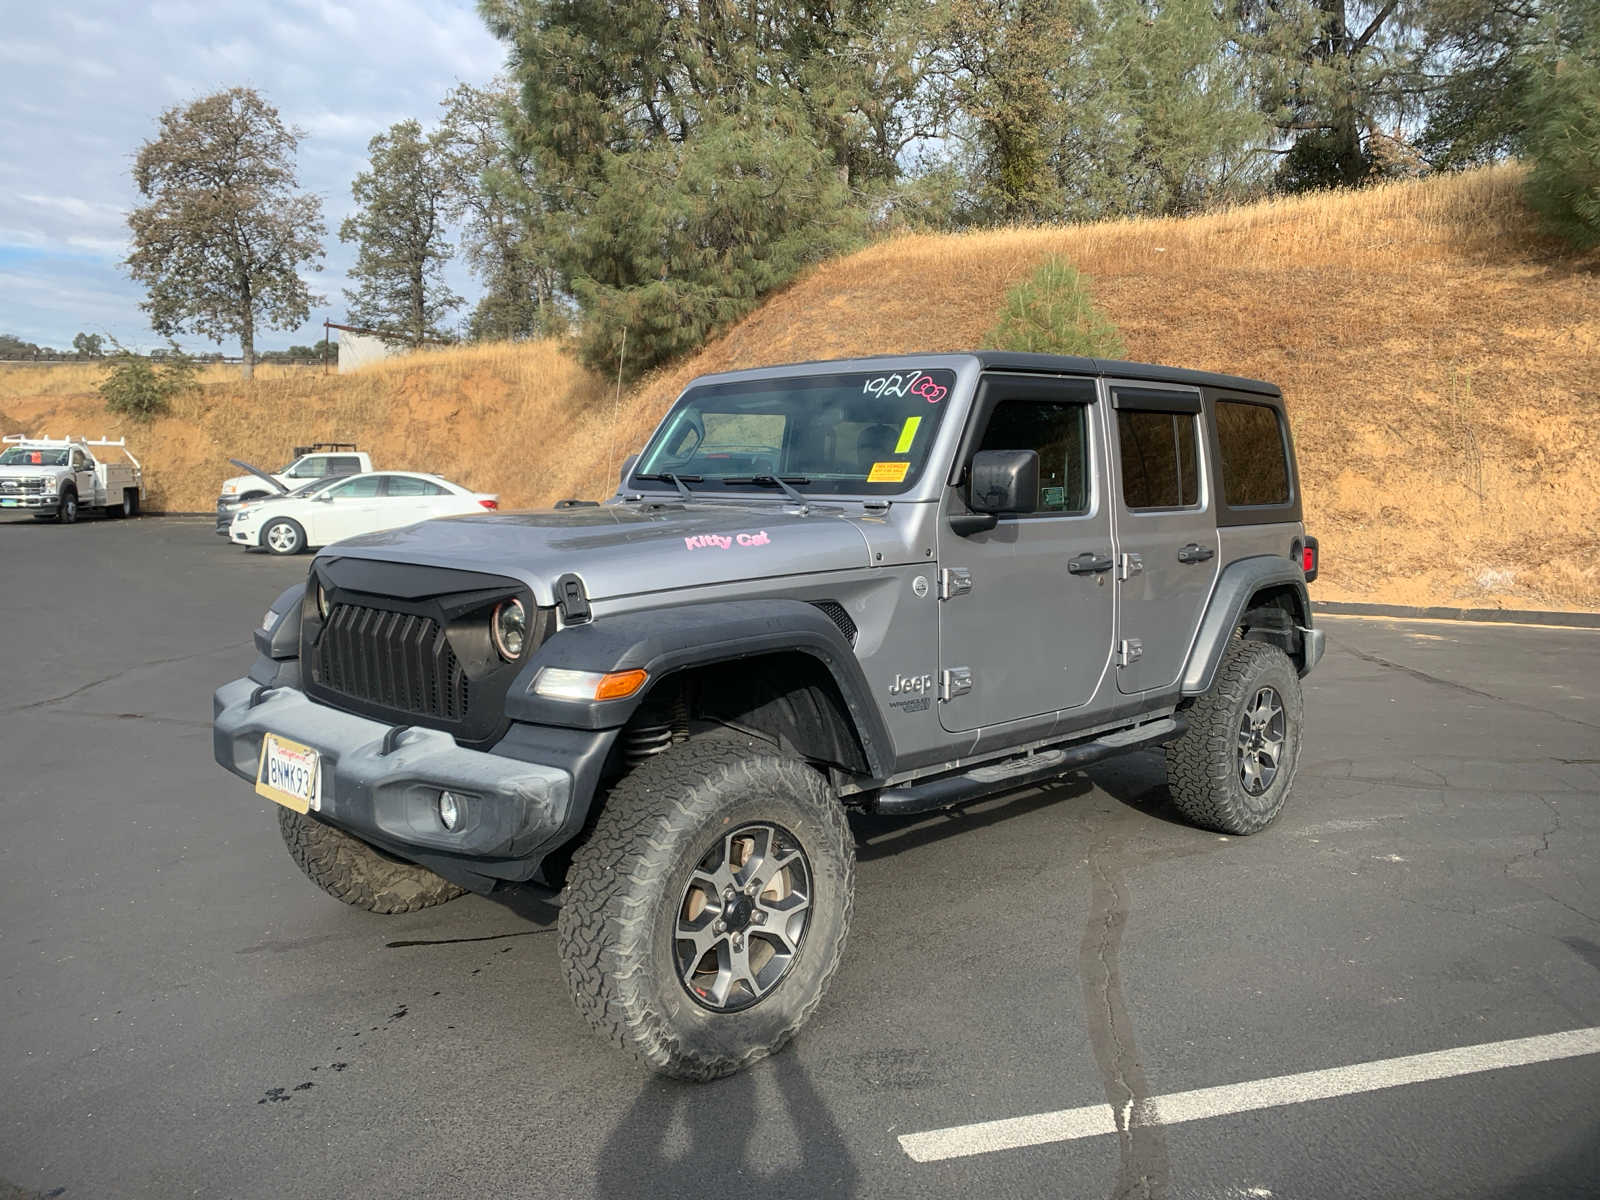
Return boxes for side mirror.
[619,454,639,486]
[969,449,1039,514]
[314,492,334,502]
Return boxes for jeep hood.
[318,503,874,605]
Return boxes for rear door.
[377,475,454,529]
[936,373,1114,732]
[1108,383,1219,694]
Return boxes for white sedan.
[228,471,499,555]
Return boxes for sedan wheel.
[263,518,305,555]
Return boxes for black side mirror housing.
[969,449,1039,514]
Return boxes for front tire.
[558,738,856,1080]
[56,488,78,524]
[262,517,305,555]
[277,808,466,913]
[1165,638,1303,835]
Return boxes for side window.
[384,476,445,497]
[1118,410,1200,509]
[71,452,87,469]
[328,476,382,499]
[1215,400,1290,506]
[289,457,325,479]
[326,456,362,476]
[978,400,1090,514]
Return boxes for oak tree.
[125,88,325,380]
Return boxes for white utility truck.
[0,434,145,523]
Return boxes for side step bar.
[870,717,1184,817]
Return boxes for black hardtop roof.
[692,351,1282,398]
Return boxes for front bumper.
[229,522,256,545]
[216,499,243,533]
[213,676,576,874]
[0,493,56,511]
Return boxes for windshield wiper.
[723,475,809,504]
[634,472,702,501]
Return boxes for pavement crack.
[7,640,249,714]
[1335,640,1600,733]
[384,928,553,948]
[1078,818,1170,1200]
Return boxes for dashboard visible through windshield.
[631,368,958,497]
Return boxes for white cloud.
[0,0,506,349]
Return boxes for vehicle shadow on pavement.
[593,1057,859,1198]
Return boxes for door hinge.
[939,567,973,600]
[1118,553,1143,581]
[941,667,973,701]
[1117,638,1143,667]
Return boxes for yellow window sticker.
[894,416,922,454]
[867,460,910,483]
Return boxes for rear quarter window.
[1215,401,1290,506]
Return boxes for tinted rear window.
[1215,401,1290,506]
[1118,411,1199,509]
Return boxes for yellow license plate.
[256,733,322,814]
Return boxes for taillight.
[1301,535,1319,582]
[478,498,499,510]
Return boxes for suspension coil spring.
[623,721,674,765]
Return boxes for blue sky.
[0,1,506,353]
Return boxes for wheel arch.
[1181,556,1313,696]
[505,599,894,783]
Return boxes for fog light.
[438,790,463,831]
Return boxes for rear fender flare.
[1182,556,1311,697]
[504,599,895,778]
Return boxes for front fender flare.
[1181,556,1311,697]
[504,599,895,777]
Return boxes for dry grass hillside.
[3,164,1595,609]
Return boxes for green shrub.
[1524,56,1600,249]
[98,343,200,421]
[984,257,1126,358]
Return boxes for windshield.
[0,447,69,467]
[632,368,957,496]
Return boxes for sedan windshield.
[632,367,958,496]
[0,447,69,467]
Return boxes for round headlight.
[316,582,331,619]
[492,598,527,661]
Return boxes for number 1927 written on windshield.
[863,372,947,403]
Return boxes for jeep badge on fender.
[212,352,1322,1080]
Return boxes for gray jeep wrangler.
[214,352,1323,1079]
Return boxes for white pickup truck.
[216,443,372,534]
[0,434,145,522]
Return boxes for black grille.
[314,603,470,721]
[813,600,857,645]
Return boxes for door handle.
[1177,543,1215,563]
[1068,551,1115,575]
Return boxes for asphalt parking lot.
[3,514,1598,1199]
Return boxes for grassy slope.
[3,165,1595,609]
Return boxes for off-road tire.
[277,807,466,913]
[1165,638,1303,835]
[558,738,856,1081]
[262,517,306,555]
[56,487,78,524]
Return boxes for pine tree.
[340,121,462,346]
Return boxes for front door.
[1108,384,1220,694]
[937,374,1115,733]
[316,474,385,543]
[72,451,96,503]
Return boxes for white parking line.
[898,1027,1600,1163]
